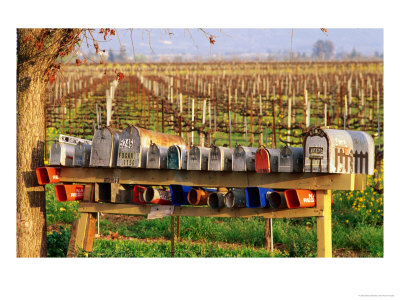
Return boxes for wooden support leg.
[264,218,272,252]
[316,190,332,257]
[74,212,98,254]
[171,216,175,257]
[67,219,79,257]
[176,216,181,241]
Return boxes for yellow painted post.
[316,190,332,257]
[75,212,97,253]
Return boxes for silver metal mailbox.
[167,145,187,170]
[49,142,75,166]
[50,134,91,166]
[232,146,257,172]
[208,146,233,171]
[187,146,210,171]
[117,125,186,168]
[278,146,303,173]
[90,127,120,168]
[303,127,374,174]
[146,143,168,169]
[255,147,280,173]
[73,142,91,167]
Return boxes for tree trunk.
[16,28,81,257]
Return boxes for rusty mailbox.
[232,146,257,172]
[90,127,120,168]
[146,143,168,169]
[278,146,304,173]
[187,146,210,171]
[303,127,374,174]
[73,142,92,167]
[208,146,233,171]
[117,125,186,168]
[255,147,280,173]
[167,145,187,170]
[50,134,91,166]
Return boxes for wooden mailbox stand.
[59,167,366,257]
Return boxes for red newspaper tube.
[36,167,61,185]
[55,184,85,202]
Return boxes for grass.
[80,238,289,258]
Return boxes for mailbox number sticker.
[119,139,134,149]
[309,146,323,158]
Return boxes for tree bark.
[16,28,81,257]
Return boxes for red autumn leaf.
[36,41,43,52]
[110,29,115,36]
[116,72,125,82]
[59,51,66,57]
[76,58,82,66]
[23,35,33,43]
[209,35,216,45]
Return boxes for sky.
[84,28,383,60]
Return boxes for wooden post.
[177,215,181,241]
[264,218,272,252]
[73,212,98,255]
[171,215,175,257]
[316,190,332,257]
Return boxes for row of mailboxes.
[49,126,375,175]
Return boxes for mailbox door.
[255,148,270,173]
[49,143,61,166]
[73,143,85,167]
[73,143,91,167]
[83,144,91,167]
[208,146,221,171]
[267,148,280,172]
[90,128,119,167]
[222,148,233,171]
[167,145,181,169]
[304,134,328,173]
[60,144,75,166]
[246,148,257,172]
[200,148,210,170]
[233,146,247,172]
[147,144,161,169]
[292,147,304,173]
[278,146,293,172]
[188,147,202,170]
[181,148,187,170]
[159,146,168,169]
[117,126,141,168]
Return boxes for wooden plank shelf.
[59,167,366,190]
[78,202,325,218]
